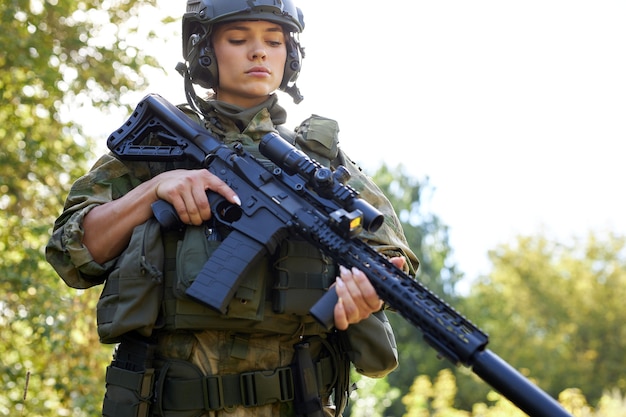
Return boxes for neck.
[207,94,287,130]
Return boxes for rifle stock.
[108,94,573,417]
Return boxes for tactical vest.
[160,115,342,334]
[96,115,343,342]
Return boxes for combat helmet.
[180,0,305,105]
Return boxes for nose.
[250,41,267,61]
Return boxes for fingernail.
[233,195,242,206]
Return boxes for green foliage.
[347,371,401,417]
[463,232,626,407]
[402,370,626,417]
[402,369,472,417]
[0,0,161,415]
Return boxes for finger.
[334,297,348,331]
[181,171,234,225]
[180,190,205,225]
[350,267,383,311]
[167,194,192,225]
[336,273,362,324]
[390,256,406,270]
[191,177,214,223]
[340,266,373,314]
[202,171,241,206]
[183,172,213,225]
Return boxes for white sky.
[127,0,626,284]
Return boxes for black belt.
[163,367,293,411]
[157,357,335,412]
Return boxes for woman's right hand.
[83,168,240,264]
[154,169,241,226]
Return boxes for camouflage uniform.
[47,94,419,417]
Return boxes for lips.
[246,66,271,75]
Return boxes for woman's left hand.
[333,256,406,330]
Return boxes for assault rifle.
[107,94,573,417]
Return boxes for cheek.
[272,51,288,79]
[216,58,235,82]
[213,44,238,76]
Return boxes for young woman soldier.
[47,1,419,416]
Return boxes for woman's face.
[212,20,287,108]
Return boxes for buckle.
[203,375,224,411]
[240,367,295,407]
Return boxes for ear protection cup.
[280,36,303,90]
[184,29,218,89]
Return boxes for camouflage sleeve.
[45,153,145,289]
[336,148,420,276]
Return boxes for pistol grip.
[309,287,337,331]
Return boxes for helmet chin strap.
[176,61,212,116]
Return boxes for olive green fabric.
[294,115,339,167]
[97,218,164,344]
[341,311,398,378]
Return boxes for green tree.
[463,232,626,408]
[402,369,472,417]
[0,1,162,415]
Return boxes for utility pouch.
[272,240,336,316]
[102,334,157,417]
[174,225,267,320]
[97,218,164,344]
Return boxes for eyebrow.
[222,23,284,33]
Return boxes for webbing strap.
[161,367,294,411]
[106,365,155,397]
